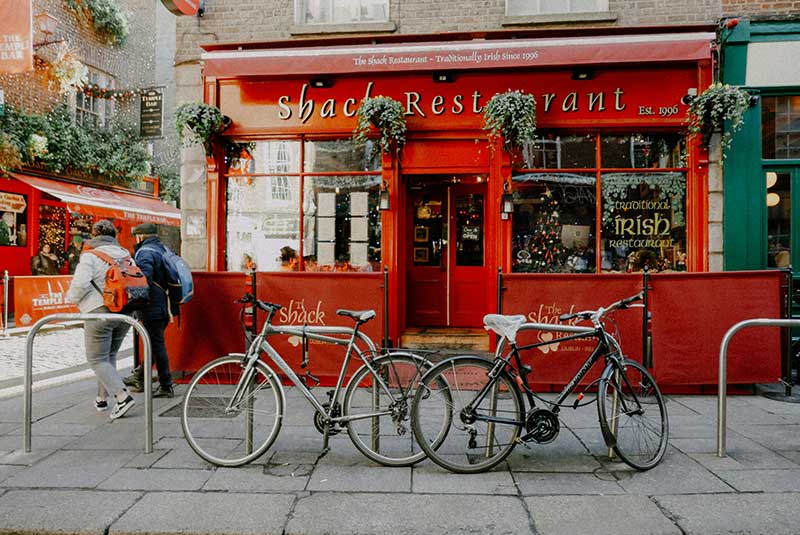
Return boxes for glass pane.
[303,175,381,271]
[571,0,598,11]
[763,96,800,159]
[539,0,567,13]
[302,0,331,23]
[226,175,301,272]
[511,173,596,273]
[35,204,67,275]
[0,192,28,247]
[412,195,444,267]
[767,171,791,268]
[454,193,483,266]
[241,141,301,174]
[521,133,596,168]
[304,139,380,172]
[601,172,687,272]
[601,133,685,169]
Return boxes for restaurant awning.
[202,31,715,78]
[13,173,180,226]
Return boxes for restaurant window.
[762,96,800,159]
[226,139,381,272]
[75,68,114,128]
[296,0,389,25]
[0,192,28,247]
[766,171,791,268]
[511,133,688,273]
[506,0,608,15]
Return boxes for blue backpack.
[139,245,194,305]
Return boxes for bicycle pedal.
[515,437,532,450]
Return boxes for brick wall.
[722,1,800,15]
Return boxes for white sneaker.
[94,398,109,412]
[110,395,136,420]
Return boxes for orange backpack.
[89,249,150,313]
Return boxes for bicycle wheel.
[344,352,444,467]
[181,356,283,467]
[598,358,668,470]
[413,356,524,474]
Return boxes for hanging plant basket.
[483,90,537,149]
[175,102,232,156]
[686,83,752,160]
[353,96,407,155]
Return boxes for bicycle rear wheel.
[181,356,283,467]
[598,358,668,470]
[343,352,444,467]
[412,356,524,474]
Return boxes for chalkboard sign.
[139,88,163,138]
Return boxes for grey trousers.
[84,306,131,399]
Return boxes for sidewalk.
[1,374,799,534]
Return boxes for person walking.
[65,219,136,420]
[124,223,177,398]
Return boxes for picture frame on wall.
[414,226,429,242]
[413,247,429,263]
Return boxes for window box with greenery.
[353,96,407,156]
[686,83,753,160]
[175,102,232,157]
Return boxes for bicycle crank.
[313,401,342,436]
[521,408,560,444]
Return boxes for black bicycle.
[412,292,669,473]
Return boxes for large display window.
[512,132,687,273]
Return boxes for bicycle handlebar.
[235,293,283,313]
[557,292,643,324]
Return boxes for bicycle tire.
[181,356,284,467]
[598,358,669,470]
[412,356,524,474]
[343,352,445,467]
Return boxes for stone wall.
[707,136,724,272]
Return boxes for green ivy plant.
[601,172,686,226]
[175,102,229,156]
[65,0,129,46]
[687,83,752,160]
[483,90,537,149]
[0,133,23,173]
[353,96,407,155]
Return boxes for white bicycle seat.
[483,314,527,343]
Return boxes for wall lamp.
[501,183,514,220]
[379,181,391,211]
[310,77,334,88]
[571,67,594,81]
[681,87,698,106]
[432,71,454,83]
[33,11,64,48]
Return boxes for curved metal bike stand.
[24,313,153,454]
[717,318,800,457]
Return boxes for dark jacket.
[134,236,178,321]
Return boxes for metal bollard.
[1,270,9,338]
[24,313,154,454]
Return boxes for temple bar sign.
[139,88,163,138]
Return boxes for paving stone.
[63,418,164,450]
[0,424,19,434]
[110,492,295,535]
[508,451,602,473]
[0,465,24,485]
[0,434,75,452]
[656,493,800,535]
[0,448,56,466]
[412,463,517,494]
[307,464,411,492]
[777,450,800,465]
[610,449,734,495]
[515,472,625,496]
[730,423,800,450]
[685,442,798,471]
[2,449,137,488]
[25,422,99,437]
[98,468,214,491]
[204,465,309,492]
[0,489,140,535]
[714,468,800,492]
[286,493,532,535]
[124,449,170,469]
[525,495,680,535]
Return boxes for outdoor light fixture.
[432,72,454,83]
[33,11,63,48]
[310,77,334,88]
[379,181,391,211]
[766,171,778,189]
[501,183,514,215]
[767,192,780,207]
[571,67,594,81]
[681,87,698,106]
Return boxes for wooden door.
[406,185,447,326]
[448,184,487,326]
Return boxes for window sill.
[290,22,397,35]
[502,11,618,26]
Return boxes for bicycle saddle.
[336,309,376,322]
[483,314,527,343]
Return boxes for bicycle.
[412,292,669,474]
[181,293,448,467]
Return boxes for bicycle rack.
[24,313,154,454]
[717,318,800,457]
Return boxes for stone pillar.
[707,133,724,272]
[176,62,208,270]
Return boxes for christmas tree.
[529,189,564,272]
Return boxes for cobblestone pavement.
[0,328,133,383]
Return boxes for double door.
[406,181,487,327]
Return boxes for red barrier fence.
[13,276,78,326]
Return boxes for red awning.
[202,31,714,78]
[13,173,180,226]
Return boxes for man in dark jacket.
[124,223,178,397]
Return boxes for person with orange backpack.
[66,220,148,420]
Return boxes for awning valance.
[13,173,180,226]
[202,31,714,78]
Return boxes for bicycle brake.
[301,371,320,387]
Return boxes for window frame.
[295,0,390,26]
[505,0,609,16]
[74,67,115,129]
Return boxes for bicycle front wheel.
[343,353,441,467]
[598,359,668,470]
[181,356,283,467]
[413,356,524,474]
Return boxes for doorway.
[406,175,488,327]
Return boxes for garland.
[353,96,407,155]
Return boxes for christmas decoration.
[527,189,565,273]
[47,44,89,94]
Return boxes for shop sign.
[0,191,26,213]
[139,88,163,138]
[160,0,200,16]
[0,0,32,74]
[14,276,79,326]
